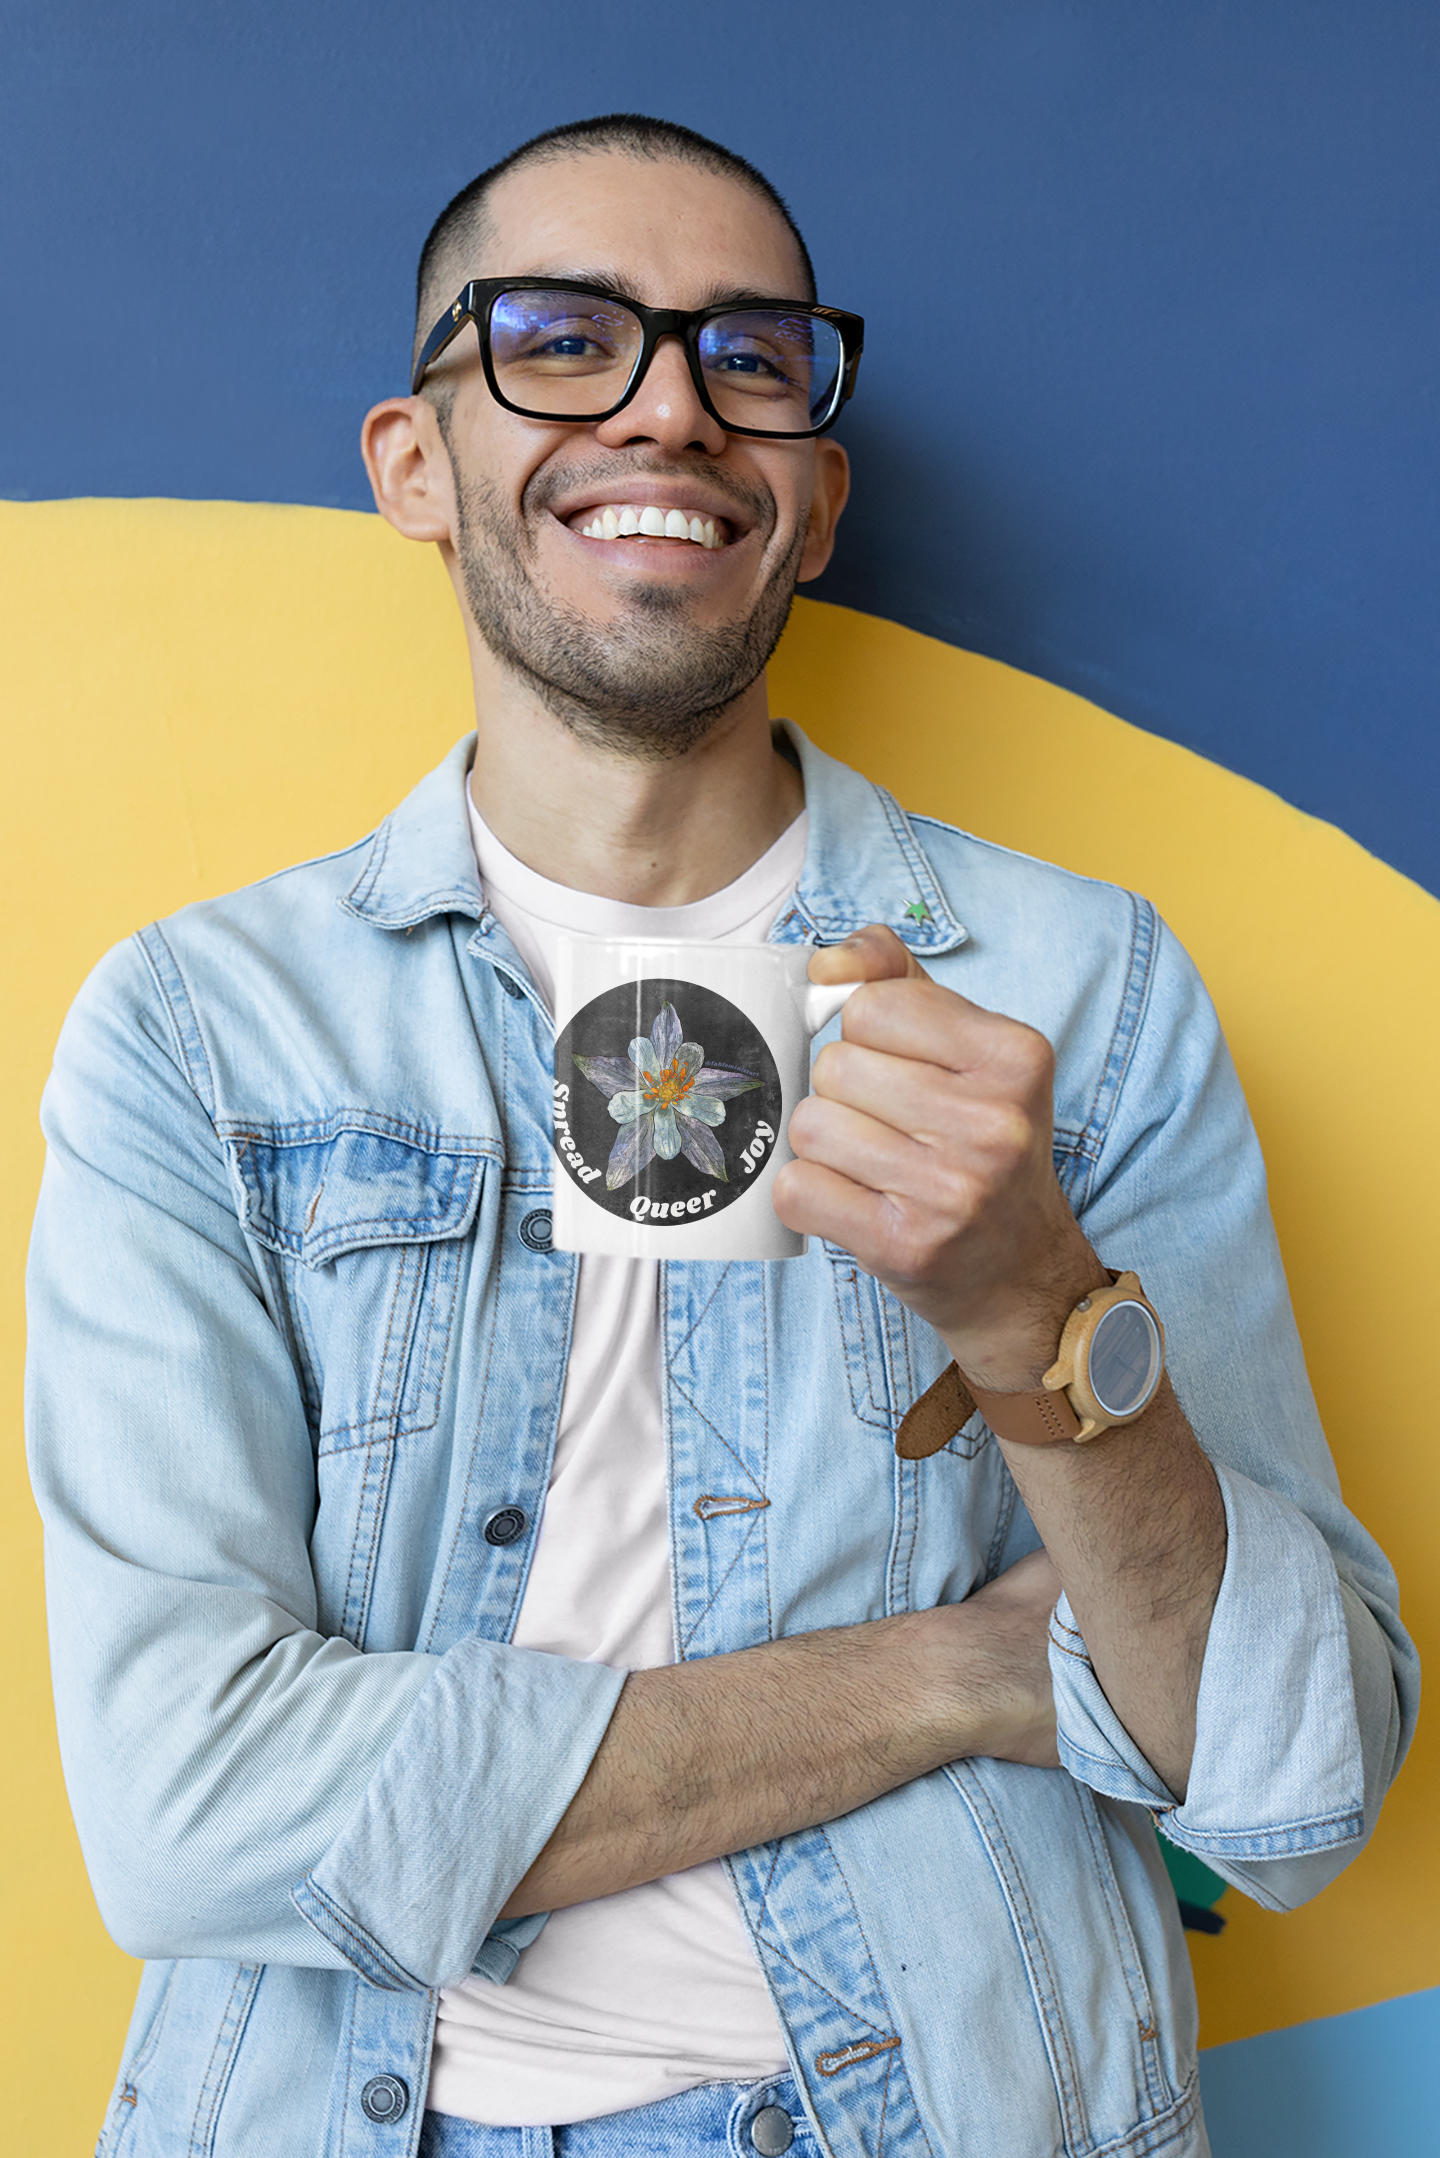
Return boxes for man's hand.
[499,1552,1061,1920]
[774,924,1226,1803]
[774,925,1105,1391]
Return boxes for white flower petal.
[652,1105,682,1159]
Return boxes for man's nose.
[592,334,728,456]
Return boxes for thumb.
[807,921,931,987]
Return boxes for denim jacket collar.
[339,723,969,957]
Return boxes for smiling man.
[27,116,1413,2158]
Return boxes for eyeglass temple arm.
[410,291,477,395]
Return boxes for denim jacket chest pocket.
[225,1118,489,1643]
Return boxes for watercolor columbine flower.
[574,1002,763,1190]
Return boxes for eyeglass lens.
[487,289,845,433]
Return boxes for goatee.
[448,455,806,761]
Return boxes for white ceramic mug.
[551,937,861,1259]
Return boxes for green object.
[1159,1835,1228,1910]
[903,899,931,924]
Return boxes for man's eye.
[537,334,600,359]
[708,345,798,392]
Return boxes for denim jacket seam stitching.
[826,1258,894,1430]
[678,1508,764,1655]
[874,785,956,935]
[297,1874,424,1991]
[989,1800,1087,2142]
[669,1370,766,1496]
[334,1972,361,2158]
[1167,1810,1365,1848]
[368,1240,419,1438]
[186,1961,260,2158]
[342,1425,393,1650]
[950,1765,1086,2146]
[422,1184,509,1657]
[218,1113,498,1158]
[757,1940,892,2039]
[135,923,219,1122]
[668,1259,734,1362]
[809,1821,924,2142]
[1073,892,1158,1195]
[344,820,391,913]
[759,1281,775,1641]
[1074,1785,1160,2047]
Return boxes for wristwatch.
[895,1271,1166,1459]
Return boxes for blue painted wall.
[1199,1988,1439,2158]
[5,2,1437,895]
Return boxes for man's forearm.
[500,1553,1059,1918]
[989,1377,1225,1801]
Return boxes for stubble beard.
[449,455,808,762]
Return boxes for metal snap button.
[496,970,525,999]
[483,1506,528,1547]
[518,1209,553,1253]
[751,2104,795,2155]
[359,2074,409,2124]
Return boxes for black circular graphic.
[553,977,784,1227]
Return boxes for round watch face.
[1086,1299,1163,1419]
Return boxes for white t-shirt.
[425,790,807,2128]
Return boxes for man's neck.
[465,668,804,908]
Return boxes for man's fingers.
[806,921,927,987]
[771,1155,894,1252]
[788,1091,932,1192]
[808,1037,1040,1160]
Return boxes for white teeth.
[576,504,725,547]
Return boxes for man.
[28,115,1413,2158]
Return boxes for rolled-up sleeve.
[1048,914,1416,1909]
[26,938,623,1989]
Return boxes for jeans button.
[483,1506,528,1547]
[359,2075,409,2124]
[751,2105,794,2155]
[518,1209,553,1253]
[496,970,525,999]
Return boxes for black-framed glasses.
[411,278,864,439]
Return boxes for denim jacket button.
[496,970,525,998]
[483,1506,528,1547]
[359,2075,409,2124]
[518,1209,553,1253]
[751,2105,795,2155]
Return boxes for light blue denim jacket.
[28,728,1415,2158]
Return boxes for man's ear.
[796,438,850,583]
[361,395,456,544]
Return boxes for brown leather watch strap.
[894,1363,978,1460]
[967,1380,1084,1446]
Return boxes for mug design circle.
[554,977,784,1226]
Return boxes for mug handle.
[802,978,865,1036]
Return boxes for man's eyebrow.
[511,268,796,309]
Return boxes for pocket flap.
[226,1119,487,1267]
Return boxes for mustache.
[522,455,777,536]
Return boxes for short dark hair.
[413,113,817,373]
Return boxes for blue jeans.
[418,2077,817,2156]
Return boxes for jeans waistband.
[419,2074,815,2157]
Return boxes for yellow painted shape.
[770,598,1438,2047]
[1,503,1433,2150]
